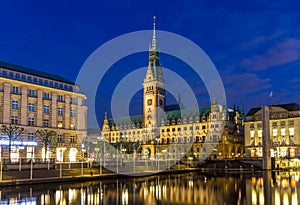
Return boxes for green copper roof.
[0,61,75,85]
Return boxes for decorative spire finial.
[152,16,157,50]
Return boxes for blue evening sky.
[0,1,300,128]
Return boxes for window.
[70,97,76,104]
[57,121,63,128]
[33,78,37,83]
[28,117,34,126]
[57,135,64,143]
[58,95,63,102]
[12,100,18,109]
[272,122,277,127]
[11,116,18,124]
[58,107,63,115]
[44,105,50,114]
[15,73,20,79]
[258,130,262,138]
[28,89,35,97]
[43,119,49,127]
[9,72,13,78]
[250,124,254,129]
[215,124,219,128]
[257,124,262,128]
[280,121,285,126]
[189,126,193,130]
[289,121,294,125]
[195,126,199,130]
[44,80,48,86]
[70,110,76,117]
[28,103,35,111]
[28,76,32,82]
[172,128,175,132]
[289,128,294,136]
[178,127,181,131]
[273,129,277,137]
[38,79,43,85]
[281,128,286,136]
[12,86,19,94]
[44,92,50,100]
[210,124,214,128]
[184,127,187,131]
[28,133,34,141]
[21,75,26,81]
[2,70,7,76]
[202,125,206,129]
[161,129,164,132]
[70,136,76,143]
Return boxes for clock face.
[147,99,152,106]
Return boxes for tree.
[35,129,57,162]
[0,124,25,162]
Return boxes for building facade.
[244,103,300,167]
[0,61,87,162]
[101,18,244,159]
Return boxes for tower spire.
[151,16,157,51]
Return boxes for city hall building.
[0,61,87,162]
[101,18,244,159]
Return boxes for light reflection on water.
[0,171,299,205]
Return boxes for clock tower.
[143,16,165,129]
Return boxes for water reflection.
[0,171,299,204]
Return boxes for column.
[36,89,43,126]
[51,92,58,128]
[64,95,70,129]
[3,83,11,124]
[20,86,28,125]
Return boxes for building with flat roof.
[244,103,300,168]
[0,61,87,162]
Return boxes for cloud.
[239,38,300,71]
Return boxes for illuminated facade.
[244,103,300,167]
[101,17,244,159]
[0,61,87,162]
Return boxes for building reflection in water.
[0,171,299,204]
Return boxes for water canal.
[0,171,298,204]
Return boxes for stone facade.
[0,61,87,162]
[244,103,300,161]
[101,18,244,159]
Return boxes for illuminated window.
[281,128,286,136]
[250,130,255,138]
[289,128,294,136]
[57,121,63,128]
[273,129,277,136]
[258,130,262,138]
